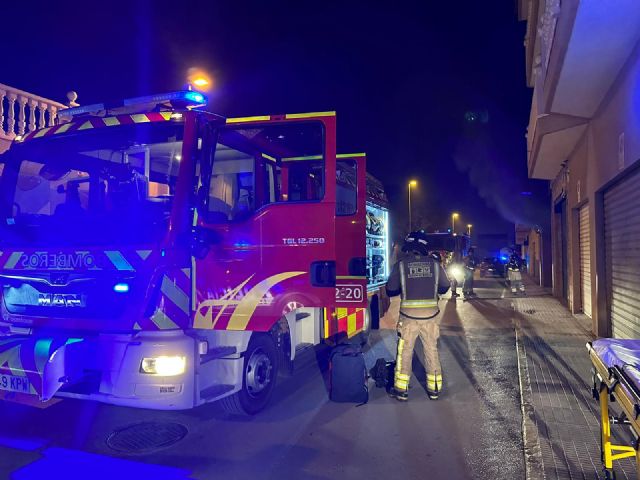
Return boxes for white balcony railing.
[0,83,66,141]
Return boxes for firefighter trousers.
[394,316,442,395]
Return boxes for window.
[336,160,357,216]
[205,121,324,222]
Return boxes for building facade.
[519,0,640,337]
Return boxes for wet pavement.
[0,277,526,480]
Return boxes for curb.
[515,318,546,480]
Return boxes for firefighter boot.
[390,388,409,402]
[427,373,443,400]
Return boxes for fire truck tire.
[220,334,279,416]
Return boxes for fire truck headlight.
[141,356,186,376]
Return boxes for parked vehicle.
[0,91,390,414]
[479,257,503,277]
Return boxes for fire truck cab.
[0,91,390,414]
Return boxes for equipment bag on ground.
[329,344,368,403]
[370,357,396,390]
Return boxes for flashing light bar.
[58,102,106,118]
[124,90,207,107]
[59,90,207,119]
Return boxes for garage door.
[605,170,640,338]
[579,204,592,318]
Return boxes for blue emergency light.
[59,90,208,119]
[123,90,207,107]
[113,283,130,293]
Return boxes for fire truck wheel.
[220,334,279,416]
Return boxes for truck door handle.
[348,257,367,276]
[310,261,336,287]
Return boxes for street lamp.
[451,212,459,233]
[408,180,417,230]
[186,68,212,92]
[467,224,472,236]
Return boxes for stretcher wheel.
[603,468,616,480]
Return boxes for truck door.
[329,154,368,339]
[192,112,338,333]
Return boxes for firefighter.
[448,250,462,298]
[386,231,451,401]
[507,253,525,294]
[462,247,477,298]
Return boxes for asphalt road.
[0,276,525,480]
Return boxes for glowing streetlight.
[451,212,459,233]
[467,224,472,236]
[408,180,418,230]
[186,67,212,92]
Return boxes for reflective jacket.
[507,256,522,272]
[386,253,450,319]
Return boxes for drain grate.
[107,421,188,454]
[524,309,536,315]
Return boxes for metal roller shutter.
[604,170,640,338]
[579,204,592,318]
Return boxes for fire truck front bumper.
[0,330,203,410]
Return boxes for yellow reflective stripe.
[336,275,366,280]
[226,115,271,124]
[159,112,172,120]
[262,153,277,162]
[150,310,179,330]
[226,271,306,330]
[285,111,336,119]
[401,300,438,308]
[282,155,323,162]
[33,127,53,138]
[56,123,73,134]
[130,114,151,123]
[336,153,365,159]
[347,312,357,334]
[161,276,190,315]
[103,117,121,127]
[77,121,93,131]
[394,380,409,391]
[396,373,410,381]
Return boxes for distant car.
[479,257,502,277]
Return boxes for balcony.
[0,83,66,154]
[523,0,640,180]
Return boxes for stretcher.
[587,339,640,479]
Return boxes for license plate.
[0,374,31,394]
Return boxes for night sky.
[4,1,548,243]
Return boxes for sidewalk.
[514,278,637,480]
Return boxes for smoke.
[452,124,546,229]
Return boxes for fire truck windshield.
[0,122,185,246]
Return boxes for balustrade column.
[47,105,57,126]
[0,89,5,135]
[17,96,28,136]
[28,99,38,132]
[6,93,17,137]
[38,102,47,129]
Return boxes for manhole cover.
[107,422,188,454]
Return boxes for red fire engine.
[0,91,390,414]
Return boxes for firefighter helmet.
[402,230,429,255]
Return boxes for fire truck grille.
[106,422,188,454]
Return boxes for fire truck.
[0,91,390,414]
